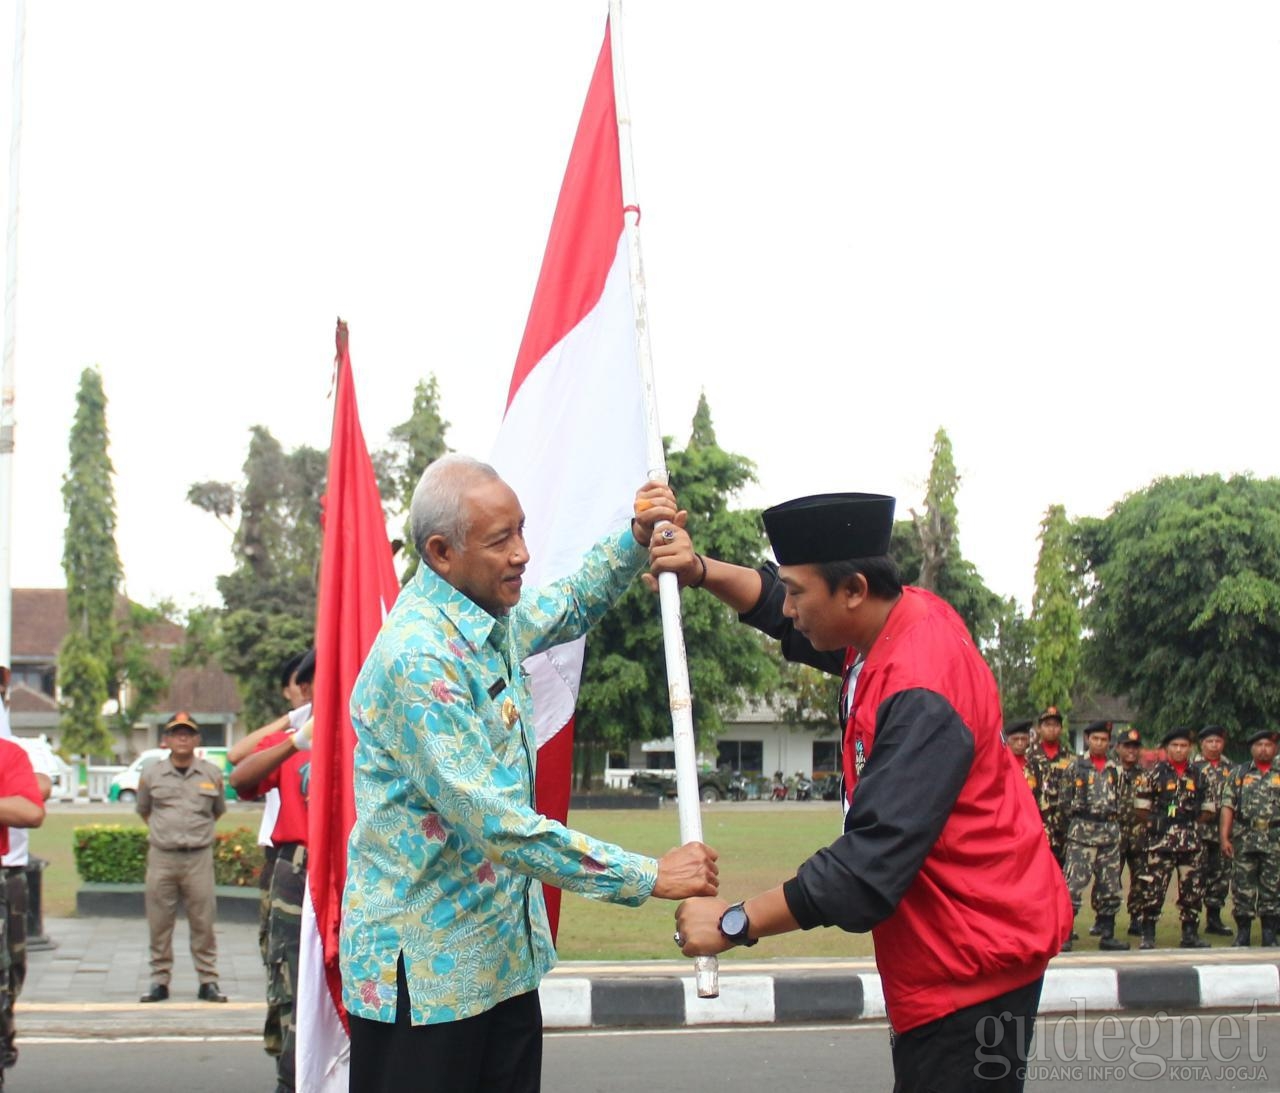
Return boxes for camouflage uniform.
[1118,762,1148,931]
[0,869,26,1069]
[1133,759,1212,945]
[1027,742,1075,866]
[266,843,306,1093]
[1222,762,1280,933]
[258,845,283,1058]
[1062,756,1128,951]
[1192,755,1235,924]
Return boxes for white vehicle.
[11,734,71,798]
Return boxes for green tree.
[1081,474,1280,737]
[574,395,778,787]
[913,427,959,592]
[986,596,1035,718]
[893,429,1001,642]
[372,375,451,582]
[58,368,120,758]
[1029,504,1083,718]
[187,426,324,726]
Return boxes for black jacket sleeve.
[737,562,846,677]
[782,688,975,933]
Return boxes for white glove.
[288,702,312,731]
[291,718,313,751]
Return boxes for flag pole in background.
[608,0,718,999]
[296,320,401,1093]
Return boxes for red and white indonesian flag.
[490,18,649,938]
[297,323,401,1093]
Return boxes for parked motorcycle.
[770,771,789,801]
[792,772,814,801]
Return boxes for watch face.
[722,905,748,938]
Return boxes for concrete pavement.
[15,916,1280,1038]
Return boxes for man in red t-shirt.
[0,737,45,1092]
[231,712,312,1093]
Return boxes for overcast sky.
[4,1,1279,617]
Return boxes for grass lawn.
[27,802,1242,960]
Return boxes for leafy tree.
[1081,474,1280,737]
[986,596,1035,718]
[574,395,778,786]
[187,426,324,726]
[110,602,175,735]
[893,429,1001,642]
[774,663,840,734]
[913,428,959,592]
[372,375,451,582]
[1029,504,1083,717]
[58,368,120,758]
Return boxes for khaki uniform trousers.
[145,846,218,985]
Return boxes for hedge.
[73,825,265,886]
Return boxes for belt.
[1077,813,1118,823]
[155,844,211,852]
[1249,819,1280,832]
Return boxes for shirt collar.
[414,562,501,651]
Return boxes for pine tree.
[1029,504,1083,718]
[58,368,121,759]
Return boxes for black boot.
[1139,918,1157,950]
[1098,914,1131,951]
[1088,920,1103,936]
[1233,917,1253,947]
[1204,907,1234,936]
[1180,921,1211,949]
[1262,916,1279,947]
[1127,916,1142,937]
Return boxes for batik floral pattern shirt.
[340,527,659,1026]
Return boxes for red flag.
[490,19,649,939]
[297,320,400,1092]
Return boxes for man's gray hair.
[409,453,501,553]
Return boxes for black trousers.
[348,955,542,1093]
[891,976,1043,1093]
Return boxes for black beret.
[1199,725,1227,741]
[1082,720,1113,736]
[1117,728,1142,747]
[1247,729,1280,746]
[1004,719,1033,737]
[762,493,896,565]
[1038,706,1063,724]
[1161,727,1193,747]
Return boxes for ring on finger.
[673,931,684,947]
[661,528,676,541]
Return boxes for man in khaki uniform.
[137,712,228,1003]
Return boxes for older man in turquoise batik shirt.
[341,453,719,1093]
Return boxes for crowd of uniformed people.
[1006,707,1280,952]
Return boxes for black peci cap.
[762,493,896,565]
[1161,727,1193,747]
[1083,720,1113,736]
[1004,719,1034,737]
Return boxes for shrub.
[73,824,264,886]
[73,825,148,883]
[213,828,264,887]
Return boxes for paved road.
[12,1011,1280,1091]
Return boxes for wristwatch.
[718,902,757,947]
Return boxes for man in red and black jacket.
[658,492,1072,1093]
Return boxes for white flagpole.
[608,0,719,999]
[0,0,26,680]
